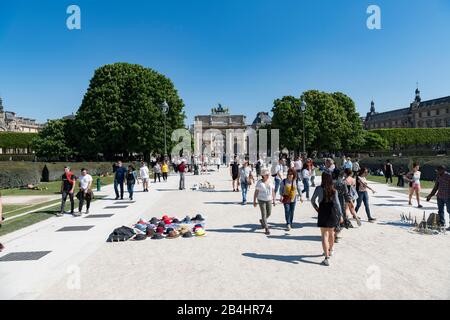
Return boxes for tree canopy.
[31,119,74,160]
[73,63,185,159]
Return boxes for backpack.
[107,226,136,242]
[255,161,261,172]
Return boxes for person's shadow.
[242,252,323,265]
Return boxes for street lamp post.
[300,99,307,155]
[161,100,169,157]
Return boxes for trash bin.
[97,178,101,191]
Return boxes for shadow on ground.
[242,253,323,265]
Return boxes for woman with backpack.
[311,172,342,266]
[280,168,298,231]
[344,168,362,226]
[126,165,138,200]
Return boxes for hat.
[182,231,193,238]
[151,233,164,240]
[149,217,159,225]
[181,216,191,224]
[179,225,191,235]
[194,228,206,237]
[261,168,270,176]
[192,214,205,222]
[137,219,146,225]
[157,221,166,228]
[134,224,147,233]
[172,218,180,224]
[156,226,165,234]
[165,227,174,234]
[146,227,155,237]
[166,230,180,239]
[133,234,147,241]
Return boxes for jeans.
[385,175,393,184]
[355,191,372,220]
[302,178,310,199]
[154,173,161,182]
[60,190,74,213]
[241,182,248,203]
[179,172,185,190]
[162,172,168,181]
[78,191,91,212]
[437,197,450,226]
[127,183,135,199]
[258,200,272,227]
[274,178,281,197]
[114,179,124,199]
[397,175,405,187]
[283,201,296,225]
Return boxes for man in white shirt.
[271,158,285,198]
[77,168,93,215]
[140,161,150,192]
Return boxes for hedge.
[0,132,38,148]
[370,128,450,147]
[0,162,41,189]
[359,156,450,181]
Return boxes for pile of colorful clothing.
[130,214,207,240]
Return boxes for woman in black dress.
[311,173,342,266]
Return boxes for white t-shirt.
[302,168,311,180]
[271,164,283,178]
[256,180,274,201]
[79,174,93,190]
[294,160,303,171]
[140,166,149,179]
[240,167,252,183]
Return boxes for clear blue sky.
[1,0,449,125]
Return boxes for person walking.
[57,166,76,216]
[426,165,450,228]
[239,161,254,205]
[294,156,303,184]
[230,157,240,192]
[271,158,284,198]
[153,162,162,183]
[161,161,169,182]
[114,161,127,200]
[254,169,276,235]
[126,165,138,200]
[310,160,317,187]
[77,168,93,215]
[343,157,353,171]
[0,192,5,252]
[280,168,298,231]
[139,161,150,192]
[301,163,311,200]
[343,168,362,226]
[353,159,361,178]
[384,160,394,184]
[311,173,342,266]
[255,157,263,178]
[405,162,423,208]
[355,168,377,222]
[178,159,187,190]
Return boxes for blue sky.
[0,0,449,125]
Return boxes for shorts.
[142,178,149,183]
[412,182,421,191]
[232,174,238,181]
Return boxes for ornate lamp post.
[300,99,307,155]
[161,100,169,157]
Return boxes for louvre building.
[0,96,43,133]
[364,88,450,129]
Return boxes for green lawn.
[366,175,435,189]
[0,175,114,196]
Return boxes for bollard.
[96,178,101,191]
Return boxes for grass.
[0,175,114,196]
[3,199,61,219]
[0,195,107,237]
[366,175,435,189]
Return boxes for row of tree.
[269,91,388,153]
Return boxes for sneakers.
[335,236,340,243]
[115,197,119,200]
[85,209,90,215]
[56,212,64,217]
[286,224,291,231]
[418,205,423,209]
[265,228,271,235]
[355,217,362,227]
[321,257,330,266]
[368,218,377,223]
[73,212,81,217]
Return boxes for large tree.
[271,90,364,153]
[74,63,185,159]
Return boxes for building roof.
[418,96,450,108]
[366,107,410,121]
[252,112,272,126]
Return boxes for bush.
[0,154,36,161]
[371,128,450,148]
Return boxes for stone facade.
[0,97,43,133]
[364,88,450,129]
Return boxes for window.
[436,109,440,116]
[427,110,431,117]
